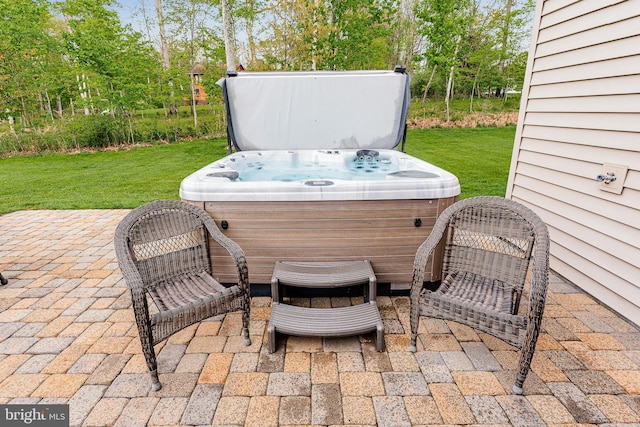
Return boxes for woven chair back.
[126,208,211,290]
[443,203,536,312]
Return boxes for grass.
[0,127,517,215]
[0,140,229,215]
[406,127,516,199]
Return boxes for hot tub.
[180,69,460,286]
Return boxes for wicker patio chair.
[114,200,251,391]
[409,196,549,394]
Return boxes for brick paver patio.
[0,209,639,426]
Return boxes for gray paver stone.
[279,396,311,425]
[415,352,453,383]
[466,395,510,424]
[156,344,187,374]
[181,384,223,425]
[152,372,199,397]
[68,354,107,374]
[257,347,285,373]
[82,397,128,427]
[67,385,107,427]
[461,341,503,371]
[544,350,586,370]
[565,369,625,394]
[75,309,114,323]
[372,395,412,427]
[114,397,158,427]
[547,382,609,424]
[495,395,546,427]
[62,299,96,316]
[573,311,616,333]
[149,397,189,425]
[0,337,38,354]
[614,332,640,350]
[86,354,131,385]
[542,318,579,341]
[494,369,550,395]
[0,323,24,340]
[441,350,475,371]
[267,372,311,396]
[27,337,75,354]
[14,323,47,338]
[311,383,342,425]
[105,373,152,398]
[382,318,405,334]
[15,354,56,374]
[382,372,430,396]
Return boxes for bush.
[0,107,228,156]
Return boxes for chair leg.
[242,306,251,346]
[139,334,161,391]
[0,273,7,286]
[408,309,419,353]
[513,319,543,394]
[149,369,161,392]
[513,344,535,395]
[131,297,161,391]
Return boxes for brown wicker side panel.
[194,197,456,285]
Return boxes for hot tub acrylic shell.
[180,149,460,202]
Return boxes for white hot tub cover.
[218,68,411,151]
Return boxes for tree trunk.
[45,90,54,122]
[221,0,236,71]
[499,0,513,93]
[155,0,170,69]
[244,0,256,66]
[421,64,438,105]
[445,35,462,122]
[469,65,481,113]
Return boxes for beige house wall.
[507,0,640,325]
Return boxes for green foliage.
[0,105,227,155]
[0,0,59,124]
[57,0,161,113]
[0,0,534,150]
[320,0,396,70]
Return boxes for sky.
[113,0,157,37]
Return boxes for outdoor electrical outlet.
[598,163,628,195]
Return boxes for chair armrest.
[114,222,149,298]
[525,223,550,325]
[410,210,452,300]
[198,211,250,293]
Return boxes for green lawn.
[406,127,516,199]
[0,126,516,215]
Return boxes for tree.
[321,0,395,70]
[59,0,158,114]
[415,0,472,119]
[388,0,424,70]
[0,0,60,125]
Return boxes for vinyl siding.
[507,0,640,325]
